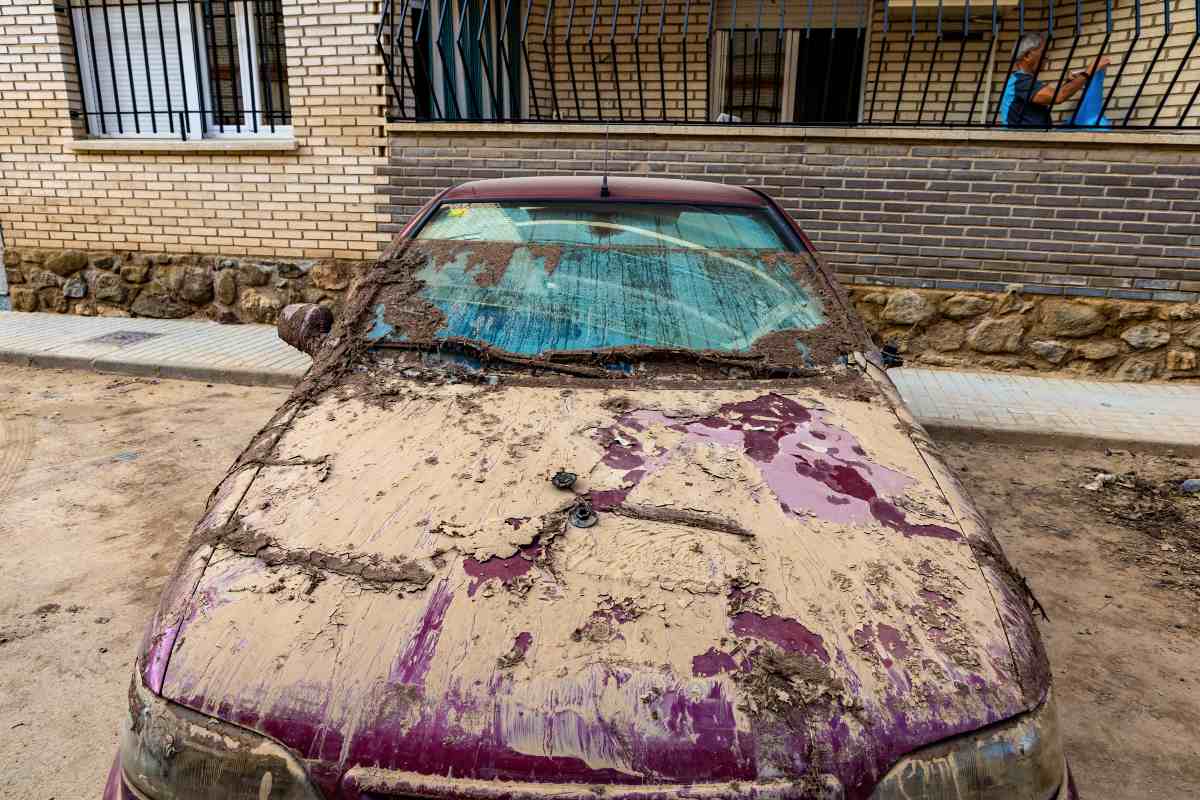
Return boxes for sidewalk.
[0,311,309,387]
[888,369,1200,448]
[2,311,1198,447]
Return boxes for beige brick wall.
[864,0,1200,127]
[0,0,391,259]
[381,0,1199,126]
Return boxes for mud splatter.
[611,503,753,537]
[572,597,641,643]
[217,525,434,591]
[497,631,533,669]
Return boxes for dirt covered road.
[939,436,1200,799]
[0,365,1196,798]
[0,366,288,798]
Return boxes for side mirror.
[278,303,333,356]
[880,342,905,369]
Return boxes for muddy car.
[106,177,1074,800]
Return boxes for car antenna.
[600,124,611,198]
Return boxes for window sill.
[384,121,1200,147]
[66,138,298,154]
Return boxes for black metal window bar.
[378,0,1200,128]
[64,0,292,138]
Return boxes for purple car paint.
[692,648,742,677]
[586,394,960,542]
[389,578,454,686]
[105,178,1070,800]
[729,611,830,663]
[464,542,542,597]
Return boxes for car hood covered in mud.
[139,360,1049,799]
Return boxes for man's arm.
[1032,55,1113,106]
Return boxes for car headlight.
[119,674,323,800]
[869,692,1066,800]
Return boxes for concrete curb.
[90,354,303,387]
[3,311,1198,449]
[0,348,303,388]
[923,422,1200,457]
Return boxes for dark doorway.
[794,28,864,124]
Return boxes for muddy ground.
[939,435,1200,798]
[0,365,1196,798]
[0,367,290,799]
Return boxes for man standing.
[1001,33,1111,127]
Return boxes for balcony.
[377,0,1200,129]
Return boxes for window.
[68,0,291,138]
[792,29,864,124]
[709,27,864,124]
[725,30,787,124]
[405,0,522,121]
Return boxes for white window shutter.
[709,30,729,121]
[73,2,203,137]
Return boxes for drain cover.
[85,330,165,346]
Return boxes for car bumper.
[102,754,139,800]
[1062,763,1081,800]
[102,754,1081,800]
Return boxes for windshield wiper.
[374,337,616,378]
[374,338,824,379]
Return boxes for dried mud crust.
[218,521,435,592]
[1077,464,1200,595]
[403,240,564,286]
[366,243,873,376]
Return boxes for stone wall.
[3,249,356,324]
[852,287,1200,382]
[6,248,1199,382]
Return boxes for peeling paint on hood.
[149,377,1042,800]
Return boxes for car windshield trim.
[411,200,805,252]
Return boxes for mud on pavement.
[940,439,1200,800]
[0,366,289,800]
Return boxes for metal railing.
[377,0,1200,128]
[64,0,291,139]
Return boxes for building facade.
[1,0,1198,376]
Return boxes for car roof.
[440,176,771,207]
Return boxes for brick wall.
[0,0,390,259]
[384,128,1200,301]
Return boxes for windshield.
[368,201,855,370]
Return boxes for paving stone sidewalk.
[887,368,1200,447]
[0,311,309,387]
[2,311,1198,446]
